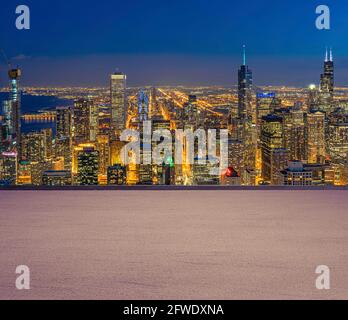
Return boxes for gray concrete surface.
[0,190,347,300]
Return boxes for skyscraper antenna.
[243,45,246,66]
[330,47,333,62]
[325,47,328,62]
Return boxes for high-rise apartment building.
[56,106,72,140]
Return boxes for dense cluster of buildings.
[230,48,348,186]
[1,48,348,187]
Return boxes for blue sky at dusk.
[0,0,347,87]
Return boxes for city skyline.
[2,50,348,88]
[1,1,348,188]
[1,48,348,88]
[1,43,348,187]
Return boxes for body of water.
[0,92,72,135]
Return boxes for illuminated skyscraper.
[274,108,292,153]
[2,100,12,149]
[319,48,334,113]
[89,103,99,142]
[56,137,72,171]
[256,92,280,149]
[184,95,199,128]
[21,132,46,163]
[228,139,243,174]
[56,106,72,170]
[289,110,306,161]
[308,84,320,112]
[56,106,72,140]
[138,121,152,185]
[305,111,326,164]
[73,99,89,144]
[321,48,334,92]
[256,92,276,126]
[260,115,287,184]
[138,90,149,122]
[110,72,127,136]
[21,131,47,185]
[238,46,253,120]
[2,69,22,155]
[18,128,53,184]
[41,128,53,161]
[77,147,99,185]
[9,69,21,148]
[73,98,98,144]
[151,119,172,185]
[149,87,159,119]
[328,113,348,163]
[96,134,110,176]
[110,140,126,166]
[236,46,256,178]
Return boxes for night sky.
[0,0,347,87]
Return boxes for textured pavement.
[0,190,347,300]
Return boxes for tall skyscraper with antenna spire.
[320,47,334,94]
[318,47,334,113]
[236,46,256,178]
[238,45,253,120]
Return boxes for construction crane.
[1,49,11,69]
[0,49,11,85]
